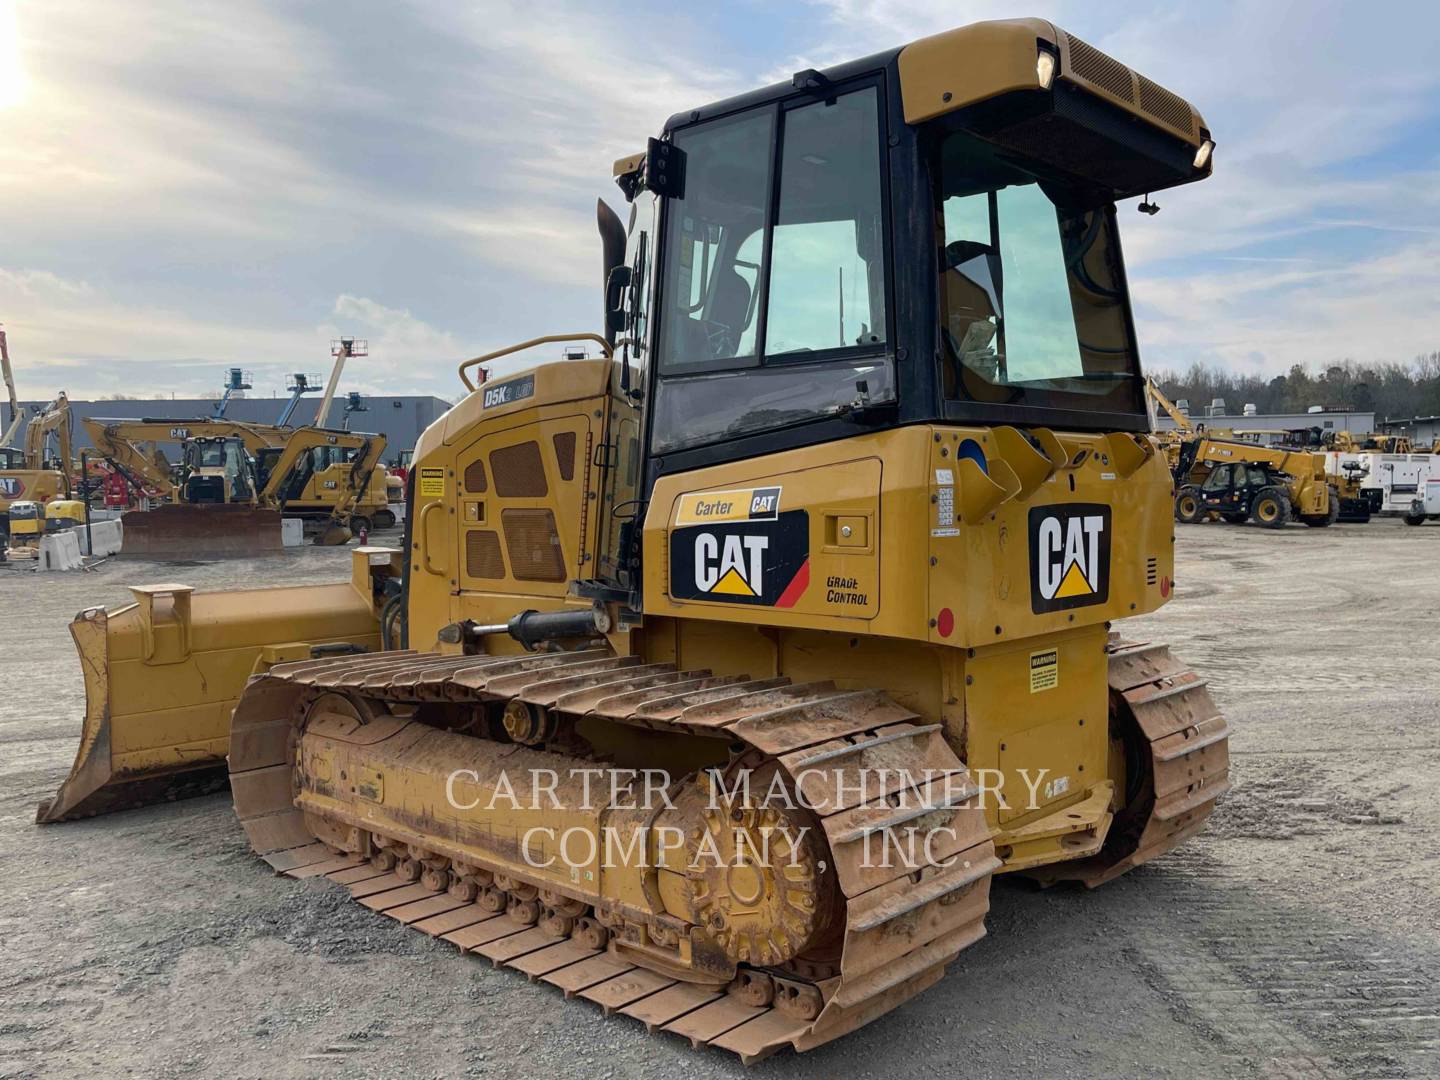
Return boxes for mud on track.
[1,518,1437,1078]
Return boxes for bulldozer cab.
[594,30,1211,597]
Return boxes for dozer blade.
[118,504,285,559]
[37,578,383,823]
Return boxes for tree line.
[1152,352,1440,423]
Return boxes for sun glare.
[0,3,27,110]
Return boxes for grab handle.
[418,501,447,576]
[458,333,613,392]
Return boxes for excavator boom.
[0,326,21,449]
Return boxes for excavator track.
[228,648,1000,1063]
[1030,636,1231,887]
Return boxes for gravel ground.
[1,518,1437,1078]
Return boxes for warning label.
[1029,649,1059,693]
[418,468,445,498]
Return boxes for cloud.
[321,294,465,394]
[2,0,1438,399]
[1134,234,1440,375]
[0,269,465,400]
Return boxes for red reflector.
[937,607,954,637]
[1160,576,1171,597]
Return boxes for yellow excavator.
[258,439,395,534]
[84,416,388,555]
[1,386,74,542]
[0,323,23,448]
[39,19,1229,1061]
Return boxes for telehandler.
[40,18,1228,1060]
[1172,436,1337,528]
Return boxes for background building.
[1378,416,1440,444]
[1153,407,1375,445]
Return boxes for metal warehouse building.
[1380,416,1440,444]
[8,394,452,463]
[1154,409,1376,445]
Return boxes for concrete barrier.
[40,530,84,571]
[76,519,124,557]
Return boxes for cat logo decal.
[1029,504,1111,613]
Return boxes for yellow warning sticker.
[1029,648,1059,693]
[418,468,445,498]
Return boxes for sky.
[1,0,1438,403]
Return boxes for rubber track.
[228,648,1000,1063]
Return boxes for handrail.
[418,500,446,576]
[458,333,614,392]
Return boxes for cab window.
[657,109,772,373]
[1202,464,1231,491]
[764,89,886,358]
[652,84,891,455]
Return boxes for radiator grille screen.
[465,529,505,579]
[491,441,548,498]
[552,431,577,482]
[502,508,566,581]
[463,460,488,493]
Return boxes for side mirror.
[605,265,632,334]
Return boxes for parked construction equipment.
[83,416,388,555]
[40,18,1229,1061]
[1,385,74,541]
[210,368,253,420]
[0,324,21,448]
[1172,437,1339,528]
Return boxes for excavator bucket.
[313,521,353,546]
[37,564,390,823]
[119,505,285,558]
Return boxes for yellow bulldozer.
[38,18,1229,1061]
[84,416,388,555]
